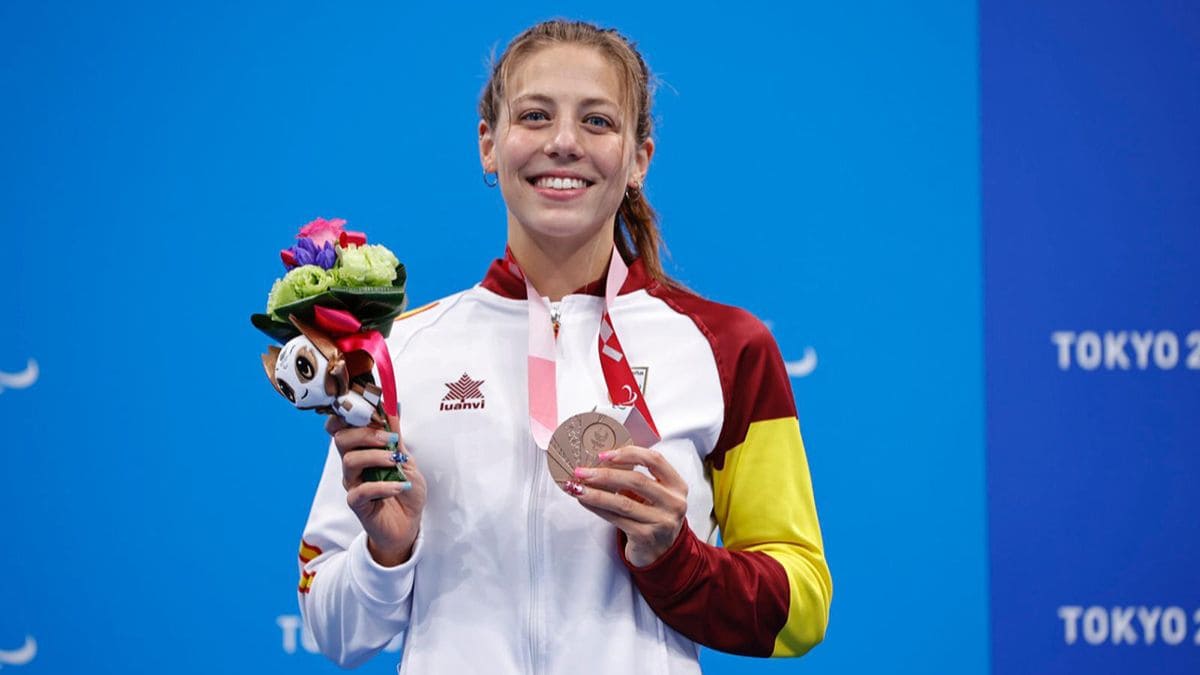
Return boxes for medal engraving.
[547,412,631,488]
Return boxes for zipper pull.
[549,303,561,339]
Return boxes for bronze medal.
[547,412,631,488]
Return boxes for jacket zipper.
[526,451,545,675]
[528,302,560,673]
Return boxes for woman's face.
[480,44,652,245]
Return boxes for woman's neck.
[507,222,614,302]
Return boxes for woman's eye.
[520,111,548,123]
[584,115,612,128]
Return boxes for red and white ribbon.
[522,247,661,450]
[311,305,398,419]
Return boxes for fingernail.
[598,451,615,462]
[396,481,412,492]
[390,449,408,464]
[386,432,400,446]
[573,467,594,480]
[564,481,585,496]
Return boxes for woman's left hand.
[567,445,689,567]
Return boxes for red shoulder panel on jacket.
[644,283,797,470]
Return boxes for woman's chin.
[513,217,613,244]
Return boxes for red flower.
[339,230,368,247]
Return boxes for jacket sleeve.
[296,441,424,668]
[622,312,832,657]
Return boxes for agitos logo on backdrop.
[0,359,38,393]
[1050,330,1200,371]
[0,635,37,668]
[762,320,817,379]
[786,347,818,378]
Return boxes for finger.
[325,415,349,436]
[573,465,677,508]
[342,449,403,489]
[390,446,412,466]
[601,446,688,492]
[578,502,647,538]
[347,480,411,512]
[334,426,400,456]
[574,482,660,524]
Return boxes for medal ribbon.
[522,247,661,449]
[311,305,399,418]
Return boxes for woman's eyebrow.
[511,93,555,107]
[510,93,619,109]
[577,97,619,110]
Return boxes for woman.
[297,19,831,674]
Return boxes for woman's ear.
[479,120,496,173]
[631,136,654,188]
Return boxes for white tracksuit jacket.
[296,255,832,674]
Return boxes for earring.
[483,171,498,188]
[625,181,641,200]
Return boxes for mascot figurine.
[262,314,385,428]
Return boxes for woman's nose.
[544,119,582,159]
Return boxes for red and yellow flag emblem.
[298,540,323,594]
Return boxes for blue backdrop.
[982,2,1200,674]
[1,1,1191,674]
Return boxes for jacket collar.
[480,246,652,300]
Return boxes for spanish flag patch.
[298,570,316,594]
[298,540,323,594]
[299,540,322,564]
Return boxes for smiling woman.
[480,41,651,298]
[293,18,832,674]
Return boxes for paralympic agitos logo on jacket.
[440,373,486,411]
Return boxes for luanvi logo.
[0,635,37,668]
[786,347,818,378]
[0,359,38,393]
[441,373,486,411]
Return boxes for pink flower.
[298,217,347,248]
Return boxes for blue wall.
[9,1,1190,674]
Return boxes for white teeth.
[535,176,587,190]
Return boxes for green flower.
[334,244,399,287]
[266,264,332,316]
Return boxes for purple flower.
[314,241,337,269]
[288,238,338,270]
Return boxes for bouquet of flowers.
[251,217,407,483]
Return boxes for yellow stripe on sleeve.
[712,416,833,657]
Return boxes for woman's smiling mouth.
[528,174,594,190]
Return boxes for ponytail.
[616,188,672,287]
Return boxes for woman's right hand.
[327,415,427,567]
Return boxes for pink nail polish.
[573,467,593,479]
[598,451,614,462]
[564,481,585,496]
